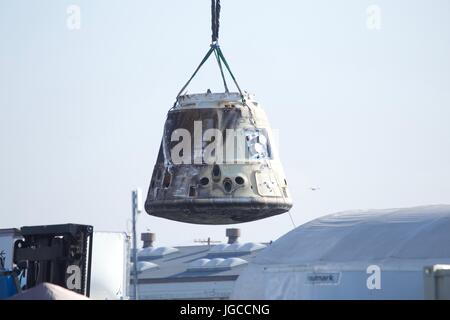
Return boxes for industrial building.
[133,228,267,300]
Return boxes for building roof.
[136,242,267,283]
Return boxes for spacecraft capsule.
[145,91,293,224]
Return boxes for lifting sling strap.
[175,0,245,104]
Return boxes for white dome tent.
[231,205,450,299]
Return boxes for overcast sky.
[1,0,449,246]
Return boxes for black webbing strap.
[214,48,229,93]
[215,46,244,99]
[211,0,220,43]
[175,46,215,100]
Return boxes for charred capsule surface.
[145,92,293,224]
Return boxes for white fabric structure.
[231,205,450,300]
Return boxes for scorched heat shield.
[145,92,293,224]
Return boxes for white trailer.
[90,231,130,300]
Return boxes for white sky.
[1,0,449,246]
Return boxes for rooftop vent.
[141,232,155,248]
[226,228,241,244]
[208,242,266,257]
[138,246,178,259]
[187,257,247,272]
[131,261,158,274]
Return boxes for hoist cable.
[215,0,221,41]
[211,0,220,43]
[211,0,216,43]
[174,0,244,104]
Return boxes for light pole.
[131,188,143,300]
